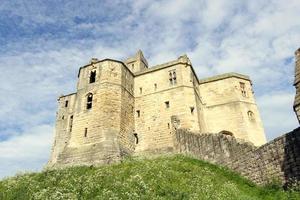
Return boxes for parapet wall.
[174,128,300,186]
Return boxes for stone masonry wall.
[174,128,300,186]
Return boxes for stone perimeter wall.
[174,128,300,186]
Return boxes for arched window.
[87,93,93,109]
[89,70,96,83]
[219,130,234,136]
[248,111,255,121]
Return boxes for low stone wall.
[174,128,300,186]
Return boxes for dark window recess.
[169,70,177,85]
[173,71,177,84]
[248,111,255,121]
[69,115,73,132]
[133,133,139,144]
[168,123,170,129]
[87,93,93,109]
[140,87,142,94]
[65,100,68,107]
[136,110,140,117]
[190,107,195,114]
[84,128,88,137]
[89,71,96,83]
[240,82,247,97]
[154,83,157,90]
[165,101,170,108]
[62,115,64,120]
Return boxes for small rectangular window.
[165,101,170,108]
[240,82,247,97]
[65,100,68,107]
[167,123,170,129]
[190,107,195,114]
[169,70,177,85]
[89,70,96,83]
[139,87,142,94]
[84,128,88,137]
[136,110,140,117]
[154,83,157,90]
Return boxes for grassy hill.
[0,155,299,200]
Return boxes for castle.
[48,50,267,168]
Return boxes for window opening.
[89,70,96,83]
[65,100,68,107]
[133,133,139,144]
[248,111,255,121]
[87,93,93,109]
[69,115,73,132]
[165,101,170,108]
[154,83,157,90]
[190,107,195,114]
[169,70,177,85]
[136,110,140,117]
[140,87,142,94]
[240,82,247,97]
[84,128,88,137]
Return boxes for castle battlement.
[48,50,266,168]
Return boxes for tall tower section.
[199,73,266,146]
[48,58,135,167]
[294,48,300,123]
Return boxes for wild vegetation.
[0,155,299,200]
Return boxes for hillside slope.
[0,155,299,200]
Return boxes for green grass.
[0,155,299,200]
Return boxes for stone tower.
[294,48,300,123]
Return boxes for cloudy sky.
[0,0,299,178]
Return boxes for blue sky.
[0,0,299,178]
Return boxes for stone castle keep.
[48,50,267,168]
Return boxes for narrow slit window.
[168,123,170,129]
[173,71,177,84]
[190,107,195,114]
[140,87,142,94]
[65,100,68,107]
[89,70,96,83]
[165,101,170,108]
[87,93,93,109]
[84,128,88,137]
[154,83,157,90]
[69,115,73,132]
[133,133,138,144]
[136,110,140,117]
[169,72,173,84]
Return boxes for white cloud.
[0,124,53,179]
[257,91,298,141]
